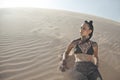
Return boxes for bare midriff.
[74,53,96,64]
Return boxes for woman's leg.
[70,62,88,80]
[87,64,102,80]
[87,62,102,80]
[69,69,88,80]
[87,68,102,80]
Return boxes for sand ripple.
[0,34,64,80]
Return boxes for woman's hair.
[84,20,94,41]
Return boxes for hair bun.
[89,20,93,24]
[85,20,88,23]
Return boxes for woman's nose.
[80,30,81,33]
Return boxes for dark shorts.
[69,62,102,80]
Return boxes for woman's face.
[80,23,92,37]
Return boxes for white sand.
[0,8,120,80]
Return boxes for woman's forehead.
[81,23,89,28]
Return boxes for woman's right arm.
[59,41,75,72]
[62,41,75,61]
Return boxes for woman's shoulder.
[73,38,81,42]
[71,38,81,44]
[90,40,98,47]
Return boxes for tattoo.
[92,42,98,48]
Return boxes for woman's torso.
[72,38,96,64]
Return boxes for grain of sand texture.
[0,8,120,80]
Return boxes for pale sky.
[0,0,120,22]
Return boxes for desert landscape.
[0,8,120,80]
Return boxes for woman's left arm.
[93,42,99,67]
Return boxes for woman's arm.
[59,41,75,72]
[62,41,75,61]
[93,42,99,67]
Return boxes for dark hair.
[84,20,94,41]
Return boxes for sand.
[0,8,120,80]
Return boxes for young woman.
[59,20,102,80]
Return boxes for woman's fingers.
[59,64,66,72]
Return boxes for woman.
[59,20,102,80]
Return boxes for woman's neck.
[81,36,89,43]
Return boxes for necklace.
[78,40,91,54]
[81,36,89,43]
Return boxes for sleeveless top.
[73,38,94,55]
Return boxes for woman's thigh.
[68,69,88,80]
[87,69,102,80]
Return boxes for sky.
[0,0,120,22]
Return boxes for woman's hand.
[59,60,68,72]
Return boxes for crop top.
[74,39,94,55]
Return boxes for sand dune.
[0,8,120,80]
[0,34,64,80]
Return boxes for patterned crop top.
[73,38,94,55]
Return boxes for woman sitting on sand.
[59,20,102,80]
